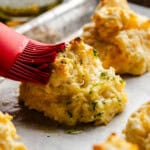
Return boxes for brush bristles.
[6,41,66,84]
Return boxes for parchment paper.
[0,2,150,150]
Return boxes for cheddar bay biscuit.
[93,134,139,150]
[0,112,27,150]
[19,38,127,126]
[124,102,150,150]
[83,0,150,75]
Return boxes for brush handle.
[0,23,66,84]
[0,23,29,73]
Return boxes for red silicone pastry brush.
[0,22,65,84]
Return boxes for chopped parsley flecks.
[102,100,106,105]
[82,75,85,78]
[118,99,122,106]
[95,112,104,117]
[89,83,99,95]
[89,90,93,95]
[119,79,124,84]
[93,49,98,57]
[91,102,98,110]
[61,60,67,64]
[93,83,99,87]
[65,129,82,134]
[67,111,73,118]
[1,102,9,106]
[106,77,110,80]
[100,72,107,77]
[112,77,116,80]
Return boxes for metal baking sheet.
[0,0,65,7]
[16,0,99,43]
[0,1,150,150]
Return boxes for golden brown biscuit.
[82,0,150,75]
[124,102,150,150]
[0,111,27,150]
[93,133,139,150]
[19,38,127,126]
